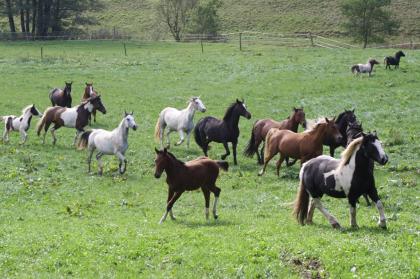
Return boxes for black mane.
[167,151,185,165]
[223,102,239,121]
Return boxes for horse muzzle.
[201,108,207,112]
[379,155,388,165]
[245,112,251,119]
[154,173,161,178]
[132,125,138,131]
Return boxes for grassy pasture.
[0,41,419,278]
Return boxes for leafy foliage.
[187,0,222,35]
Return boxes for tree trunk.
[36,0,44,36]
[32,0,37,34]
[20,0,26,33]
[5,0,17,33]
[51,0,61,32]
[25,0,31,33]
[42,0,52,36]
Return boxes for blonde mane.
[21,105,33,115]
[337,137,363,171]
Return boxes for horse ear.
[236,98,240,103]
[293,107,297,112]
[163,148,167,154]
[154,147,159,154]
[373,130,377,137]
[325,117,329,123]
[332,116,336,122]
[130,111,134,115]
[85,82,89,86]
[352,108,355,113]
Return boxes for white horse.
[154,97,206,148]
[78,112,138,175]
[2,104,42,144]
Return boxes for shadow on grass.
[175,218,236,228]
[307,222,391,235]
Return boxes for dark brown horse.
[154,148,228,224]
[82,83,99,123]
[37,96,106,145]
[258,118,342,176]
[49,81,72,108]
[244,107,306,164]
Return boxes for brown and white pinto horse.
[82,83,100,123]
[154,148,228,224]
[244,107,306,164]
[258,118,342,176]
[37,96,106,145]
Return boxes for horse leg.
[306,198,316,225]
[96,152,104,175]
[186,131,191,148]
[160,191,183,224]
[209,184,221,219]
[175,130,185,146]
[165,129,171,149]
[286,158,298,167]
[330,146,335,157]
[167,188,176,220]
[116,151,127,174]
[312,198,341,229]
[258,142,265,165]
[73,130,82,146]
[232,141,238,165]
[221,142,230,160]
[87,147,95,173]
[2,128,9,142]
[93,110,96,123]
[366,185,387,229]
[19,129,28,144]
[51,127,57,145]
[258,147,277,176]
[202,188,211,220]
[363,194,371,206]
[275,154,285,177]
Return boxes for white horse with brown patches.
[2,104,42,144]
[154,97,206,148]
[77,112,138,175]
[351,58,380,76]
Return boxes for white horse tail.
[154,116,162,141]
[77,131,93,150]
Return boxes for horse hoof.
[351,224,359,229]
[378,221,387,229]
[331,222,341,229]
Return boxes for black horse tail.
[293,176,309,225]
[351,65,359,73]
[194,119,205,149]
[243,123,257,157]
[77,131,92,150]
[216,161,229,171]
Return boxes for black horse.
[194,99,251,165]
[324,109,357,157]
[49,81,72,108]
[384,50,405,69]
[294,132,389,229]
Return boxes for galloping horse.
[78,112,137,175]
[351,59,380,76]
[194,99,251,165]
[49,82,73,108]
[244,107,306,164]
[82,83,100,123]
[294,133,388,229]
[258,118,342,176]
[384,50,405,69]
[37,96,106,145]
[2,104,42,144]
[154,97,206,148]
[154,148,228,224]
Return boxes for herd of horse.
[1,51,403,229]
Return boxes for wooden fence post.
[239,32,242,51]
[123,43,127,56]
[309,32,314,47]
[200,38,204,53]
[40,47,43,60]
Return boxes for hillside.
[87,0,420,40]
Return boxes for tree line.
[1,0,102,36]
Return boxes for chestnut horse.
[244,107,306,164]
[154,148,228,224]
[82,83,99,123]
[258,118,342,176]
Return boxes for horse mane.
[337,137,363,171]
[21,105,33,115]
[304,118,325,132]
[166,151,185,165]
[335,111,347,124]
[223,102,238,121]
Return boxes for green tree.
[189,0,222,35]
[341,0,399,48]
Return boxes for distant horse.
[49,81,73,108]
[294,133,388,229]
[37,96,106,145]
[154,148,228,224]
[82,83,100,123]
[194,99,251,165]
[78,112,137,175]
[351,59,380,76]
[384,50,405,69]
[154,97,206,148]
[2,104,42,144]
[258,118,342,176]
[244,107,306,164]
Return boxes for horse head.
[368,59,380,66]
[236,99,251,119]
[124,111,138,130]
[292,107,306,128]
[154,148,169,178]
[89,95,107,114]
[30,104,42,117]
[191,97,206,112]
[361,132,388,165]
[396,50,405,58]
[324,117,343,144]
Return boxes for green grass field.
[0,41,419,278]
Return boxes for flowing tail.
[244,123,258,157]
[36,107,55,136]
[77,131,92,149]
[154,117,161,141]
[216,161,229,171]
[293,177,309,225]
[194,119,204,149]
[351,65,359,74]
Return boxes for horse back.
[257,118,288,141]
[184,159,220,185]
[198,116,227,141]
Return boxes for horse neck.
[309,124,328,144]
[164,156,186,178]
[287,114,300,131]
[21,109,32,122]
[183,102,196,120]
[224,109,240,128]
[354,148,374,175]
[77,103,92,120]
[335,117,348,135]
[64,87,71,96]
[115,119,129,142]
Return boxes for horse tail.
[77,131,92,150]
[36,108,53,136]
[243,122,258,157]
[293,166,309,225]
[194,119,204,149]
[351,65,359,73]
[154,117,161,141]
[216,161,229,171]
[264,128,275,160]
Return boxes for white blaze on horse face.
[195,98,206,112]
[373,139,386,160]
[89,85,94,96]
[242,103,247,110]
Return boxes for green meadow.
[0,41,418,278]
